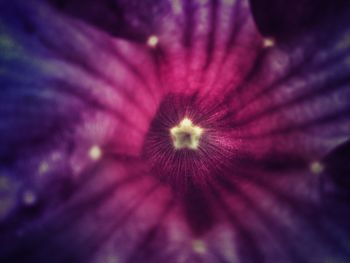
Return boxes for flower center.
[170,118,203,150]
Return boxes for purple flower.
[0,0,350,262]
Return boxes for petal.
[249,0,350,41]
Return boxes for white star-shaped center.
[170,118,203,150]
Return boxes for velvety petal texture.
[0,0,350,263]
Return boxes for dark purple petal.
[47,0,169,42]
[249,0,350,41]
